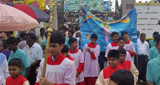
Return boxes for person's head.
[59,28,64,34]
[109,69,134,85]
[91,33,98,44]
[40,28,45,35]
[69,37,77,49]
[2,40,8,50]
[155,34,160,53]
[8,58,23,78]
[5,32,13,37]
[140,33,146,42]
[20,32,27,40]
[108,50,119,68]
[153,31,159,40]
[111,32,119,42]
[118,37,125,48]
[49,31,65,57]
[118,48,126,63]
[121,31,129,40]
[26,33,36,46]
[61,45,69,57]
[68,30,74,38]
[137,31,140,37]
[6,37,18,51]
[0,40,3,52]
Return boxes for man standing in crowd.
[23,33,43,85]
[137,33,149,83]
[149,31,159,48]
[147,34,160,85]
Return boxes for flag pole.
[42,0,59,78]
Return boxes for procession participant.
[62,45,74,61]
[105,32,119,58]
[83,34,100,85]
[68,37,84,85]
[118,48,139,84]
[96,50,122,85]
[109,69,134,85]
[121,31,136,62]
[35,31,76,85]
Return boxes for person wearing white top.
[23,33,43,85]
[137,33,149,82]
[0,40,10,85]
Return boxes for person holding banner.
[83,34,100,85]
[105,32,119,59]
[35,32,76,85]
[121,31,136,62]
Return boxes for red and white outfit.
[68,48,84,85]
[125,41,136,62]
[105,42,119,58]
[4,75,29,85]
[66,55,74,61]
[35,54,76,85]
[83,43,100,85]
[96,66,122,85]
[118,60,139,84]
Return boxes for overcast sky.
[106,0,152,11]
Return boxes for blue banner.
[79,7,137,52]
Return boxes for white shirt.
[0,53,10,85]
[137,39,149,55]
[23,43,43,65]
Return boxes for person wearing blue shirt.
[149,31,159,48]
[6,37,30,78]
[65,30,74,48]
[147,34,160,85]
[148,46,159,60]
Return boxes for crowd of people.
[0,25,160,85]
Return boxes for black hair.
[69,30,74,35]
[45,32,48,39]
[50,31,65,45]
[155,34,160,45]
[40,28,45,32]
[61,45,69,53]
[153,31,159,36]
[111,31,119,37]
[108,50,119,59]
[9,58,23,68]
[118,48,126,54]
[6,37,18,45]
[140,33,146,37]
[69,37,77,45]
[110,69,134,85]
[2,40,7,49]
[118,37,125,42]
[121,31,128,37]
[27,33,37,41]
[91,34,98,40]
[20,32,27,38]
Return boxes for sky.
[105,0,152,11]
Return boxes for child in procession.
[83,33,100,85]
[68,37,85,85]
[35,31,76,85]
[105,32,119,58]
[96,50,122,85]
[118,48,139,84]
[121,31,136,62]
[61,45,74,61]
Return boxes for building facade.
[121,0,135,16]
